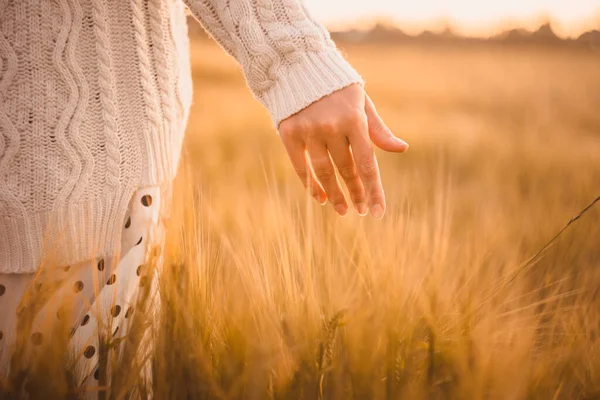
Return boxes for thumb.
[365,95,409,153]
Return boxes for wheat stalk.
[471,194,600,319]
[505,194,600,288]
[317,310,345,400]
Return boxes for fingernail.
[370,204,385,219]
[334,204,348,216]
[395,137,409,148]
[313,193,327,205]
[356,203,368,216]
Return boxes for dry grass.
[3,39,600,399]
[155,40,600,399]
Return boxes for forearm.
[182,0,363,126]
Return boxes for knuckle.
[317,111,364,134]
[342,109,367,127]
[338,164,358,180]
[279,119,307,139]
[313,166,336,182]
[312,119,339,137]
[282,110,367,139]
[358,158,378,178]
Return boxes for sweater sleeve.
[182,0,364,127]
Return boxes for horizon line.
[320,12,600,40]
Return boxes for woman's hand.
[278,84,408,219]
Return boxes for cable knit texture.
[0,0,362,273]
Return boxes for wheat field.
[152,39,600,399]
[4,39,600,399]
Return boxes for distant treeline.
[330,23,600,49]
[186,17,600,50]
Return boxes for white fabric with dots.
[0,187,161,395]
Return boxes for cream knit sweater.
[0,0,362,273]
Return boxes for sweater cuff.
[258,49,364,128]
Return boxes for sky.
[304,0,600,38]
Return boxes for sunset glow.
[305,0,600,38]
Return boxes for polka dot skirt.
[0,187,162,395]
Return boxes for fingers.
[348,122,386,219]
[365,95,409,153]
[326,138,368,216]
[282,137,327,205]
[278,85,406,219]
[307,141,348,216]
